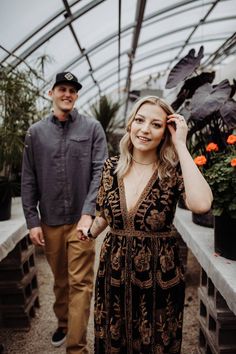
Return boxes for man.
[21,72,108,354]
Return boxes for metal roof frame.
[0,0,235,110]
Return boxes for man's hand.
[77,214,93,241]
[29,227,45,246]
[77,227,90,242]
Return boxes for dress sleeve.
[95,159,108,218]
[96,157,117,218]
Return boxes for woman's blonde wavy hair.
[115,96,179,179]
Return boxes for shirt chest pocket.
[69,136,90,158]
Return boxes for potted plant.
[165,46,236,227]
[194,135,236,260]
[0,68,47,220]
[186,79,236,227]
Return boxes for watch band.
[87,228,96,239]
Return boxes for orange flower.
[231,158,236,167]
[206,142,219,152]
[227,135,236,145]
[194,155,207,166]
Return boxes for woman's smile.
[136,135,151,143]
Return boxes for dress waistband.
[109,227,176,238]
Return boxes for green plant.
[0,68,48,190]
[165,45,236,160]
[165,47,236,220]
[194,135,236,219]
[90,95,121,155]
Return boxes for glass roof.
[1,0,235,112]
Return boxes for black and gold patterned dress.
[94,156,185,354]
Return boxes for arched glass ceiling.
[0,0,235,111]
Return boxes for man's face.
[49,84,78,114]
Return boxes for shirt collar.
[50,109,77,124]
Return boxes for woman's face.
[130,103,167,154]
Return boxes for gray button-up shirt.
[21,109,108,229]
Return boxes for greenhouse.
[0,0,236,353]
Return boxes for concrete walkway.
[0,231,200,353]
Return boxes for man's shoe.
[51,327,67,347]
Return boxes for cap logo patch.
[64,73,74,80]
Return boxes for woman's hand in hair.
[167,114,188,148]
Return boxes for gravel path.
[0,232,200,353]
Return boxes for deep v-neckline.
[119,168,158,215]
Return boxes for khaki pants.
[42,223,95,354]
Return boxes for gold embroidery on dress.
[94,157,185,353]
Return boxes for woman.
[78,96,212,353]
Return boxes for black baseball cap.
[52,72,82,91]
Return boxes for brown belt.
[109,227,176,238]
